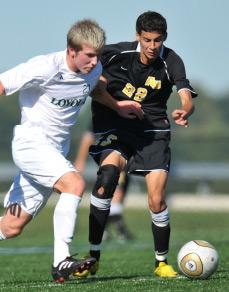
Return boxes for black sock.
[155,259,168,267]
[89,203,110,245]
[90,250,101,261]
[151,222,170,265]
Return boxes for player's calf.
[89,164,120,244]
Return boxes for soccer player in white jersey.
[0,19,143,283]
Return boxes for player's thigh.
[145,170,168,196]
[101,150,126,169]
[54,170,85,195]
[12,125,75,188]
[145,170,168,211]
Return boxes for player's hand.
[171,109,189,127]
[116,100,144,119]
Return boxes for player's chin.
[147,52,158,60]
[80,67,94,74]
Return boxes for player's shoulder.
[113,41,138,52]
[161,46,183,63]
[25,50,65,78]
[101,41,138,65]
[103,41,138,55]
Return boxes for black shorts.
[89,128,171,176]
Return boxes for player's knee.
[54,171,86,195]
[90,165,120,210]
[150,207,170,227]
[92,164,120,199]
[148,195,165,212]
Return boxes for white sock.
[110,202,123,216]
[53,193,81,267]
[0,230,6,240]
[90,243,102,251]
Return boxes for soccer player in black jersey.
[76,11,197,278]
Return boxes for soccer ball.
[177,240,219,279]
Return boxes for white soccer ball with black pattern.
[177,240,219,279]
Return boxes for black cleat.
[51,255,96,283]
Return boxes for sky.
[0,0,228,97]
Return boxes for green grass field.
[0,205,228,291]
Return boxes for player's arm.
[168,51,197,127]
[91,76,144,120]
[0,81,5,95]
[74,131,95,172]
[171,89,195,127]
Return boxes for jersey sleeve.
[89,62,102,92]
[0,55,52,96]
[167,51,198,98]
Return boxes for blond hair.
[67,19,106,51]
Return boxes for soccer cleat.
[89,260,99,276]
[74,256,99,278]
[154,261,177,278]
[51,255,96,283]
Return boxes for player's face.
[68,44,100,73]
[137,31,164,64]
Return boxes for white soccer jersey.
[0,50,102,154]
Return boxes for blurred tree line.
[0,85,228,163]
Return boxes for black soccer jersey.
[92,41,197,131]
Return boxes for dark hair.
[136,11,167,37]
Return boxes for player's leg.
[145,170,177,277]
[75,128,131,278]
[74,151,126,278]
[11,125,95,282]
[52,170,96,282]
[128,128,176,278]
[53,171,85,265]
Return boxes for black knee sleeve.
[92,164,120,199]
